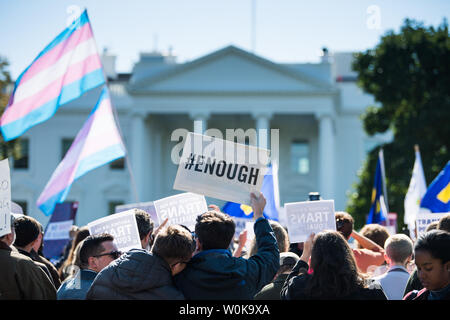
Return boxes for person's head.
[0,215,16,246]
[134,209,155,250]
[437,213,450,233]
[426,221,439,232]
[79,233,119,273]
[151,225,195,275]
[357,224,390,249]
[277,252,300,276]
[414,230,450,291]
[383,234,413,267]
[248,221,289,257]
[13,216,43,252]
[195,211,235,251]
[306,230,364,298]
[335,211,354,241]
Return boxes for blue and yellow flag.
[222,164,279,221]
[420,161,450,213]
[367,152,388,224]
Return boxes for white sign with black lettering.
[173,132,270,205]
[0,159,11,237]
[285,200,336,243]
[154,192,208,230]
[416,212,448,237]
[87,209,141,252]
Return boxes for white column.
[130,111,147,202]
[316,112,335,200]
[190,112,209,135]
[253,112,272,150]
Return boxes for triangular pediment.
[129,45,333,94]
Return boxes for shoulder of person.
[404,288,428,300]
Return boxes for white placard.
[154,192,208,230]
[43,220,74,240]
[115,201,159,227]
[173,132,270,205]
[87,209,142,252]
[416,212,448,237]
[0,159,11,237]
[285,200,336,243]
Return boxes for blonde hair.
[384,234,413,264]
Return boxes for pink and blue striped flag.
[37,86,126,216]
[1,9,105,141]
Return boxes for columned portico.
[316,112,335,200]
[190,112,210,134]
[130,111,148,202]
[252,112,272,150]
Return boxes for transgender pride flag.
[37,86,126,216]
[1,10,105,141]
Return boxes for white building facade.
[10,45,390,227]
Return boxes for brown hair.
[151,225,195,265]
[13,216,42,247]
[248,221,289,256]
[58,226,90,279]
[357,224,390,249]
[195,211,235,250]
[134,209,154,240]
[305,231,366,299]
[437,213,450,233]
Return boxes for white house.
[9,45,391,227]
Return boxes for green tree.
[346,19,450,231]
[0,56,22,160]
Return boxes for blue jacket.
[174,217,279,300]
[57,269,97,300]
[86,249,184,300]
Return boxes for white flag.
[404,146,427,237]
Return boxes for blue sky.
[1,0,448,79]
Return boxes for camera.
[308,192,320,201]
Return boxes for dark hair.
[195,211,235,250]
[414,229,450,264]
[58,226,90,278]
[152,225,194,264]
[357,224,390,249]
[305,231,365,299]
[335,211,354,240]
[249,221,289,256]
[13,216,42,247]
[79,233,115,268]
[437,213,450,233]
[134,209,154,240]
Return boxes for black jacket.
[174,217,279,300]
[281,260,387,300]
[86,249,184,300]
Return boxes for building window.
[108,201,124,215]
[13,139,29,169]
[12,200,28,215]
[110,158,125,170]
[61,138,74,160]
[291,141,310,174]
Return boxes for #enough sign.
[285,200,336,243]
[173,132,270,205]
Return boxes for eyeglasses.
[93,251,122,259]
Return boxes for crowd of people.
[0,191,449,301]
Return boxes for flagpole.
[86,8,140,203]
[379,148,389,213]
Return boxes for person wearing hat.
[254,251,300,300]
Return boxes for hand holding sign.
[250,191,266,220]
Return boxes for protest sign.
[285,200,336,243]
[173,132,270,205]
[11,201,24,215]
[88,209,141,252]
[115,201,159,227]
[0,159,11,237]
[416,212,448,237]
[43,202,78,260]
[153,192,208,230]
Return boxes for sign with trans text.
[285,200,336,243]
[154,192,208,230]
[88,209,141,252]
[416,212,448,237]
[173,132,270,205]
